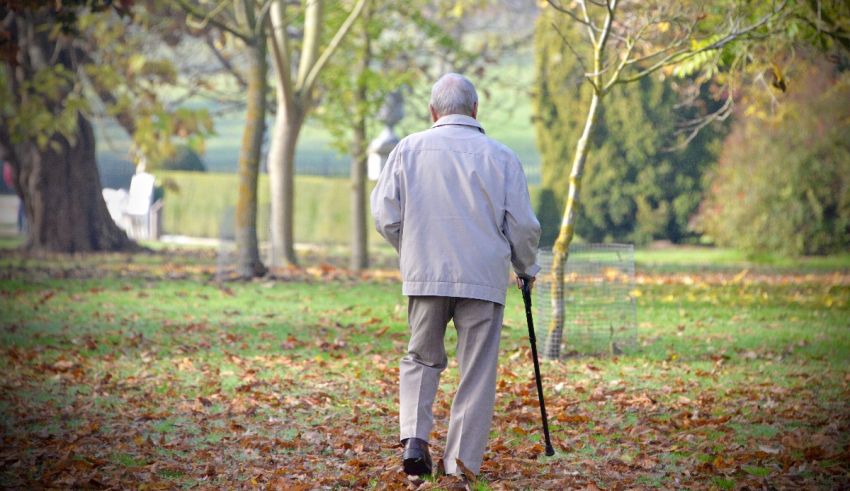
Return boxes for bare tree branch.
[755,71,780,112]
[665,92,734,151]
[299,0,368,97]
[602,36,635,93]
[267,0,294,112]
[579,0,599,47]
[203,31,247,90]
[623,37,686,67]
[255,0,274,34]
[614,1,786,85]
[174,0,251,44]
[546,0,594,29]
[618,11,699,67]
[551,21,595,90]
[587,0,617,95]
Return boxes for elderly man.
[370,73,541,477]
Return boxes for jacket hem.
[402,281,506,305]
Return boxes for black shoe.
[402,438,432,476]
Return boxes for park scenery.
[1,1,849,490]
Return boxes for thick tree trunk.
[234,40,268,278]
[0,10,132,253]
[2,113,134,253]
[268,103,303,267]
[545,92,601,359]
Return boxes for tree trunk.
[350,123,368,270]
[234,39,268,278]
[0,10,132,253]
[265,0,366,267]
[2,113,134,253]
[266,0,324,268]
[268,102,303,267]
[349,16,371,271]
[544,92,601,359]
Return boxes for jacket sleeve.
[370,146,403,252]
[503,158,541,278]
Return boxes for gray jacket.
[370,114,541,305]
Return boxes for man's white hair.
[429,73,478,117]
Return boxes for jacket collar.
[431,114,486,134]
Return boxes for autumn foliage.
[0,249,848,488]
[697,58,850,256]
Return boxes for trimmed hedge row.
[157,171,371,244]
[157,171,545,245]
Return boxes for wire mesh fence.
[534,244,637,358]
[215,207,237,282]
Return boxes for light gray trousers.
[399,296,504,476]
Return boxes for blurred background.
[1,0,848,267]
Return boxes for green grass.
[0,247,847,488]
[635,246,850,271]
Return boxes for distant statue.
[377,90,405,128]
[368,90,404,180]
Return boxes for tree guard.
[537,244,637,358]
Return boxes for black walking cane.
[521,277,556,456]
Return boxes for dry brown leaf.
[455,458,477,483]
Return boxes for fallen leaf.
[455,458,477,483]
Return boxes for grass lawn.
[0,246,848,489]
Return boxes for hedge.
[156,171,545,245]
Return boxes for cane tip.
[545,446,555,457]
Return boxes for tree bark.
[234,38,268,278]
[545,91,601,359]
[1,114,134,253]
[266,0,312,268]
[266,0,367,267]
[349,124,368,271]
[543,1,616,359]
[267,101,303,267]
[0,10,133,253]
[349,15,371,271]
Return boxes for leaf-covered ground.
[0,248,848,489]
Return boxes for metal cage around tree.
[535,244,637,358]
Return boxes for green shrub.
[532,13,722,245]
[157,172,546,246]
[157,145,206,172]
[155,171,384,244]
[696,62,850,256]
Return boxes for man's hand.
[516,276,536,291]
